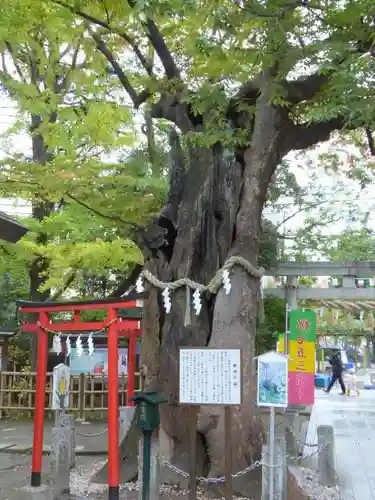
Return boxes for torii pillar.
[286,276,298,310]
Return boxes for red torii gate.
[19,294,144,500]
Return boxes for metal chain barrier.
[287,425,318,448]
[75,417,125,437]
[158,456,262,484]
[289,440,329,462]
[157,440,330,484]
[75,428,108,437]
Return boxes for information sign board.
[179,348,241,405]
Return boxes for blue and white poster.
[257,352,288,408]
[69,348,129,375]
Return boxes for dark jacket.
[329,353,343,374]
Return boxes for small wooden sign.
[52,363,70,410]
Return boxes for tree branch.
[107,263,143,298]
[58,43,72,62]
[275,198,333,229]
[287,116,346,151]
[126,0,180,79]
[286,72,329,104]
[89,30,150,107]
[5,42,27,83]
[49,270,77,300]
[151,93,193,132]
[0,53,19,97]
[230,78,260,108]
[0,244,11,256]
[54,0,154,77]
[365,127,375,156]
[65,193,144,230]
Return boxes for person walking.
[324,351,346,395]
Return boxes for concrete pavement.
[304,386,375,500]
[0,419,108,456]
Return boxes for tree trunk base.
[92,420,263,499]
[159,428,208,489]
[91,421,142,484]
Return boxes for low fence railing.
[0,371,142,420]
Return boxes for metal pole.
[142,430,152,500]
[188,408,197,500]
[284,303,289,355]
[224,406,233,500]
[269,406,275,500]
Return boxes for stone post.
[56,413,76,469]
[67,416,76,470]
[317,425,335,487]
[284,412,298,465]
[297,421,309,457]
[119,406,135,444]
[138,435,160,500]
[50,426,71,497]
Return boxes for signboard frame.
[256,352,288,409]
[178,347,243,406]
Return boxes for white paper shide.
[179,348,241,405]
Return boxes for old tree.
[15,0,375,492]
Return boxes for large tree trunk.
[28,115,54,369]
[112,97,288,498]
[28,201,53,369]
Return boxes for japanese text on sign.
[288,309,316,406]
[179,348,241,405]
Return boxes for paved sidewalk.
[304,387,375,500]
[0,419,108,455]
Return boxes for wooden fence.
[0,371,142,420]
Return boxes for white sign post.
[179,348,241,500]
[256,351,288,500]
[52,363,70,411]
[179,348,241,405]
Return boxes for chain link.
[158,440,330,484]
[287,425,318,448]
[76,428,108,437]
[75,417,124,437]
[288,440,330,462]
[159,456,266,484]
